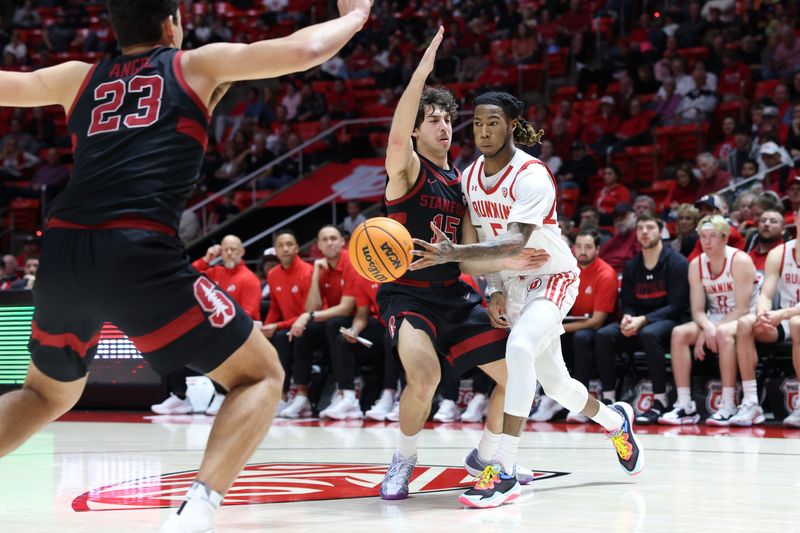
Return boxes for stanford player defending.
[378,28,546,500]
[735,207,800,427]
[412,92,644,508]
[0,1,371,531]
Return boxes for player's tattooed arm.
[410,221,536,269]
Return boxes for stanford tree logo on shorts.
[193,277,235,328]
[72,462,569,511]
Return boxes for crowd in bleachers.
[2,1,800,425]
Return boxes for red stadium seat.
[559,187,580,218]
[517,63,545,94]
[754,79,781,99]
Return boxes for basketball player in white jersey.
[662,215,756,426]
[735,206,800,427]
[410,92,644,508]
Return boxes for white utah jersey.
[700,245,754,318]
[463,149,577,281]
[778,240,800,309]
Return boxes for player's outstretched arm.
[385,26,443,199]
[456,212,548,274]
[183,0,370,86]
[0,61,92,109]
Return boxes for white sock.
[742,380,758,406]
[602,390,616,402]
[492,433,521,474]
[175,481,223,531]
[722,387,735,410]
[590,403,623,432]
[477,428,501,462]
[654,393,668,406]
[677,387,692,409]
[342,389,357,400]
[397,430,420,459]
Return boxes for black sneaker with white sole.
[635,399,667,425]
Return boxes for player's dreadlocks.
[473,91,544,146]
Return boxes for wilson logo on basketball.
[359,246,389,282]
[193,277,235,328]
[380,241,402,269]
[72,462,568,511]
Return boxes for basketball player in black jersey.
[378,27,547,499]
[0,1,371,531]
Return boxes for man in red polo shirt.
[531,230,618,423]
[279,225,360,418]
[263,229,313,413]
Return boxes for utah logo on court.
[72,462,568,511]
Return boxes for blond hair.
[696,214,730,237]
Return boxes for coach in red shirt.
[192,235,261,321]
[562,230,617,420]
[263,229,313,401]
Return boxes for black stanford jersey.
[49,46,209,230]
[385,154,465,283]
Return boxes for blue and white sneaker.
[380,451,417,500]
[606,402,645,476]
[458,463,521,509]
[463,448,534,485]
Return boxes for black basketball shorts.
[29,224,253,382]
[377,279,507,375]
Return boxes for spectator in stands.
[599,202,640,271]
[730,191,758,229]
[326,79,355,119]
[595,214,690,423]
[577,206,611,240]
[582,95,620,148]
[725,126,757,176]
[746,209,786,274]
[13,1,40,29]
[263,229,313,408]
[282,225,358,418]
[677,69,717,123]
[557,141,596,194]
[760,106,788,145]
[714,117,738,161]
[548,116,573,160]
[537,139,561,176]
[652,77,684,126]
[9,256,37,290]
[476,49,517,91]
[595,164,631,216]
[718,49,751,101]
[671,203,700,257]
[671,163,700,207]
[210,193,240,227]
[663,215,756,426]
[735,210,800,427]
[26,107,57,149]
[431,39,459,83]
[676,1,707,47]
[41,12,75,53]
[271,132,303,184]
[0,254,19,290]
[511,22,537,64]
[787,103,800,158]
[3,30,26,65]
[658,56,694,97]
[784,174,800,214]
[2,117,39,153]
[458,41,490,83]
[184,13,213,49]
[771,26,800,80]
[759,141,793,193]
[0,137,38,180]
[296,83,327,121]
[741,159,759,180]
[609,97,653,152]
[257,247,279,319]
[342,200,366,236]
[21,147,69,200]
[560,230,618,423]
[696,152,732,199]
[281,82,302,120]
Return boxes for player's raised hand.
[337,0,373,21]
[417,26,445,76]
[204,244,221,262]
[409,221,455,270]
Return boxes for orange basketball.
[349,217,413,283]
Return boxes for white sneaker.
[528,395,563,422]
[729,403,765,427]
[658,401,701,425]
[385,400,400,422]
[321,392,364,420]
[433,399,461,423]
[566,411,589,423]
[151,394,192,415]
[460,393,488,423]
[319,392,344,419]
[279,394,312,419]
[276,398,289,416]
[705,404,738,426]
[365,390,395,421]
[204,393,225,416]
[783,408,800,428]
[160,512,214,533]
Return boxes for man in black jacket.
[594,214,690,423]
